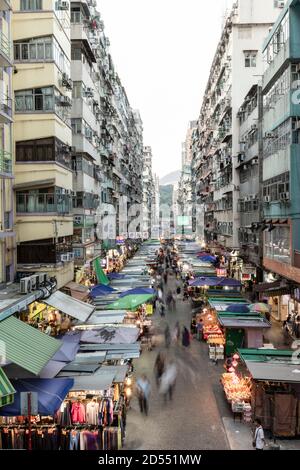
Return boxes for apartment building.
[12,0,74,288]
[0,0,14,284]
[142,145,155,237]
[194,0,285,250]
[236,84,263,277]
[261,0,300,289]
[70,0,103,265]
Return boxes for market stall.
[221,371,252,420]
[238,348,300,437]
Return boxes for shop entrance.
[225,328,245,356]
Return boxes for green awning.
[0,316,62,375]
[238,348,293,363]
[0,368,16,407]
[93,258,109,286]
[106,293,155,311]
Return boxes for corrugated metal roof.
[0,317,62,375]
[0,367,16,406]
[245,361,300,384]
[44,291,95,323]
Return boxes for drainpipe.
[257,85,264,285]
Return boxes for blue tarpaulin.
[197,255,217,263]
[0,378,74,416]
[90,284,116,298]
[189,277,220,287]
[119,288,156,298]
[226,304,250,313]
[107,273,126,280]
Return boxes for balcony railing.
[0,150,12,175]
[0,93,12,120]
[16,193,72,214]
[0,31,12,62]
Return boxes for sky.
[99,0,234,179]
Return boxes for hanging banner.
[93,258,109,285]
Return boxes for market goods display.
[221,373,252,403]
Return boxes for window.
[20,0,42,10]
[71,118,83,135]
[244,51,257,68]
[264,225,291,264]
[263,172,290,201]
[15,87,54,112]
[16,137,72,169]
[14,36,70,75]
[72,81,83,99]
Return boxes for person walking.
[182,326,191,348]
[136,374,151,416]
[163,272,168,284]
[173,321,180,344]
[253,419,265,451]
[164,324,171,348]
[196,318,204,341]
[159,360,178,402]
[154,351,165,386]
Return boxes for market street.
[125,276,230,450]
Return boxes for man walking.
[253,419,265,451]
[136,374,151,416]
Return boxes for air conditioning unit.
[61,254,69,262]
[68,252,74,261]
[38,273,48,285]
[252,158,259,165]
[264,196,271,204]
[265,132,276,139]
[57,0,69,10]
[20,277,32,294]
[84,87,94,98]
[30,274,39,290]
[280,192,290,202]
[61,188,66,195]
[59,95,72,107]
[61,73,73,90]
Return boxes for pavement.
[125,271,300,451]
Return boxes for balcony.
[0,31,12,67]
[16,193,72,214]
[0,93,12,123]
[0,150,12,177]
[18,239,74,265]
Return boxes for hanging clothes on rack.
[86,400,100,425]
[71,401,86,424]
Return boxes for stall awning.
[63,282,90,302]
[218,315,270,329]
[80,326,140,344]
[0,316,62,375]
[69,370,116,391]
[244,361,300,383]
[44,291,95,323]
[254,281,292,297]
[85,312,126,325]
[0,368,16,407]
[0,378,74,416]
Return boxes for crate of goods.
[209,346,216,360]
[216,346,224,360]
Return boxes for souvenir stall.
[238,348,300,437]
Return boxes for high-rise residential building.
[142,145,155,237]
[13,0,74,288]
[193,0,286,250]
[0,0,14,284]
[261,0,300,311]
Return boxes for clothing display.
[86,400,100,426]
[56,401,72,427]
[71,401,86,424]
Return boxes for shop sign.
[217,268,227,277]
[145,304,153,315]
[116,236,125,245]
[242,274,251,281]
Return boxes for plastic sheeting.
[80,326,140,344]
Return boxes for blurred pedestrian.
[182,326,191,348]
[154,351,165,386]
[173,321,180,344]
[164,324,171,348]
[163,272,168,284]
[196,318,204,341]
[136,374,151,416]
[159,360,177,402]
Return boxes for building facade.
[142,145,155,237]
[262,0,300,292]
[193,0,286,251]
[0,0,14,284]
[13,0,74,288]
